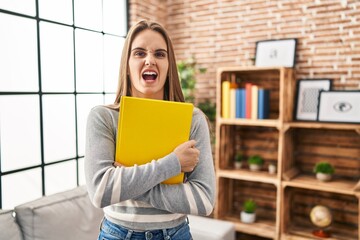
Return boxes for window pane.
[78,157,85,185]
[2,168,42,209]
[40,22,74,92]
[0,13,38,92]
[0,96,41,171]
[74,0,102,31]
[0,0,36,16]
[76,94,103,156]
[45,160,77,195]
[104,35,124,93]
[103,0,127,36]
[75,29,103,92]
[42,95,76,163]
[39,0,73,25]
[105,93,116,105]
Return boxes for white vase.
[234,162,242,169]
[316,173,332,182]
[268,164,277,174]
[249,164,261,171]
[240,211,256,223]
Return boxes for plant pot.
[240,211,256,223]
[268,164,277,174]
[249,164,261,171]
[234,162,242,169]
[316,173,332,182]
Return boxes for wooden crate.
[217,177,278,239]
[218,125,279,171]
[282,187,359,240]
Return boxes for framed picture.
[317,91,360,124]
[294,79,332,121]
[255,38,297,68]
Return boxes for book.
[115,96,194,184]
[235,88,246,118]
[230,86,236,119]
[258,89,270,119]
[251,85,259,119]
[222,81,230,118]
[245,83,252,119]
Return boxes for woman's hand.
[174,140,200,172]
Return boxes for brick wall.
[129,0,360,104]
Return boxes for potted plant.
[234,152,243,169]
[240,199,256,223]
[314,162,335,182]
[268,162,277,174]
[247,155,264,171]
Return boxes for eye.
[154,51,167,58]
[134,50,146,57]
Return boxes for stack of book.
[222,81,270,119]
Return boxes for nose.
[145,54,156,66]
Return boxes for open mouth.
[142,71,158,81]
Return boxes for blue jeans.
[98,218,193,240]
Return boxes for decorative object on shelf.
[294,79,332,121]
[247,155,264,171]
[240,199,257,224]
[255,38,297,68]
[317,90,360,124]
[313,162,335,182]
[268,162,277,174]
[234,152,243,169]
[310,205,332,238]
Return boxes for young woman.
[85,20,216,240]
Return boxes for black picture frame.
[294,79,332,121]
[317,90,360,124]
[255,38,297,68]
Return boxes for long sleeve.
[135,109,216,216]
[84,106,182,208]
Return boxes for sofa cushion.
[0,209,23,240]
[15,186,104,240]
[188,215,235,240]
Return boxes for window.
[0,0,128,209]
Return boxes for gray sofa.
[1,186,234,240]
[1,186,103,240]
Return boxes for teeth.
[143,71,157,75]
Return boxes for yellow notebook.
[115,96,194,184]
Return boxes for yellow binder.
[115,96,194,184]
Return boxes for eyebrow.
[131,47,168,53]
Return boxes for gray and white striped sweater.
[85,105,216,231]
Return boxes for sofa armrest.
[15,186,103,240]
[0,209,23,240]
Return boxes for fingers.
[186,139,197,148]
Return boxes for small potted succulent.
[247,155,264,171]
[313,162,335,182]
[234,152,243,169]
[268,162,277,174]
[240,199,257,223]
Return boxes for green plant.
[177,57,216,122]
[177,57,206,103]
[243,199,257,213]
[197,100,216,122]
[313,162,335,174]
[234,152,243,162]
[247,155,264,165]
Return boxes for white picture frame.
[294,79,332,121]
[255,39,297,68]
[317,91,360,124]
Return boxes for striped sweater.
[85,105,216,230]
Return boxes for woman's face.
[128,29,169,100]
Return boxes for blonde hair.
[109,20,184,109]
